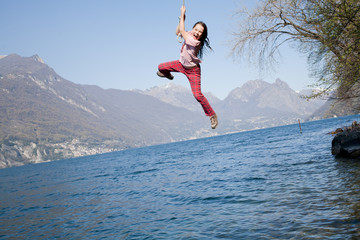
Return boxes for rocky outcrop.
[331,121,360,158]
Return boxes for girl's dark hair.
[193,21,212,59]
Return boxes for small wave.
[71,177,87,182]
[291,160,316,166]
[93,174,111,178]
[189,195,267,205]
[130,168,159,175]
[244,177,267,181]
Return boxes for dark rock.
[332,121,360,158]
[328,128,343,135]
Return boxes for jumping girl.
[157,5,218,129]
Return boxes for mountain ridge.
[1,54,326,168]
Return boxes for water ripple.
[1,115,360,239]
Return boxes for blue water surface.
[1,115,360,239]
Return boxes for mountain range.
[0,54,326,168]
[142,79,325,132]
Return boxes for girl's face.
[191,24,204,40]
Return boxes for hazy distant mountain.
[219,79,324,117]
[0,54,327,168]
[141,83,221,112]
[0,54,206,143]
[139,79,326,132]
[309,94,360,120]
[217,79,324,131]
[0,54,206,167]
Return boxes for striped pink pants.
[158,60,216,117]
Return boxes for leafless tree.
[232,0,360,102]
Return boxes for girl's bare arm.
[178,6,189,41]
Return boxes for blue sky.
[1,0,314,99]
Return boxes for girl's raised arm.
[178,5,190,42]
[176,20,180,36]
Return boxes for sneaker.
[157,71,174,80]
[210,114,218,129]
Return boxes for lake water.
[1,115,360,239]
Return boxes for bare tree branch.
[232,0,360,106]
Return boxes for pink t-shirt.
[179,31,202,68]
